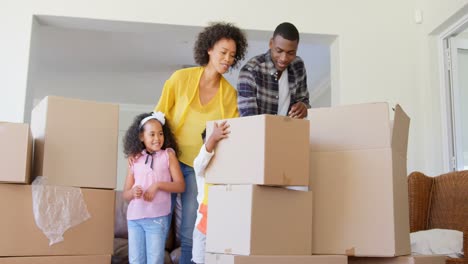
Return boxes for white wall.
[418,0,468,174]
[30,71,172,106]
[1,0,468,175]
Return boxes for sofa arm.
[446,230,468,264]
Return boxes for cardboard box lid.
[0,255,111,264]
[205,254,347,264]
[308,103,410,155]
[349,255,446,264]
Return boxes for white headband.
[139,111,166,129]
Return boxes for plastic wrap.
[32,176,91,245]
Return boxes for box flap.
[31,96,49,179]
[391,104,410,157]
[308,103,392,152]
[0,123,32,183]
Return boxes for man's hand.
[288,102,308,119]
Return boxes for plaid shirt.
[237,50,310,116]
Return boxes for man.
[237,22,310,118]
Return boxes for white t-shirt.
[277,69,290,116]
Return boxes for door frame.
[449,38,468,170]
[436,7,468,172]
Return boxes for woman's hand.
[127,153,142,167]
[143,183,159,201]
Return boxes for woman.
[154,22,247,264]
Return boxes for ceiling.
[28,15,334,106]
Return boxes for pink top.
[127,148,173,220]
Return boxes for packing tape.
[345,247,356,256]
[282,173,292,185]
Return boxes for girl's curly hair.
[123,112,179,158]
[194,22,248,69]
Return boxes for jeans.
[128,215,170,264]
[172,162,198,264]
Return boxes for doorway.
[26,15,337,189]
[439,10,468,171]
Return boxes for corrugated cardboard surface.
[0,255,111,264]
[206,254,347,264]
[308,103,411,256]
[31,96,119,189]
[0,122,32,183]
[0,184,114,256]
[349,255,446,264]
[206,185,312,255]
[205,115,309,186]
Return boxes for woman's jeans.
[173,162,198,264]
[128,215,170,264]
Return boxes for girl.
[123,111,185,264]
[154,22,247,263]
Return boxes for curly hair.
[123,112,180,158]
[273,22,300,42]
[194,22,248,69]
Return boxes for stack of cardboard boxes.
[203,115,347,264]
[308,103,445,264]
[0,96,118,264]
[202,103,446,264]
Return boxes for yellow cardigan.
[155,66,239,166]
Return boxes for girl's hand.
[132,185,143,199]
[143,183,159,201]
[211,121,230,142]
[205,121,230,152]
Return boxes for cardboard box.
[206,254,347,264]
[308,103,411,256]
[205,115,309,186]
[349,255,446,264]
[206,185,312,255]
[31,96,119,189]
[0,184,115,256]
[0,255,111,264]
[0,122,32,183]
